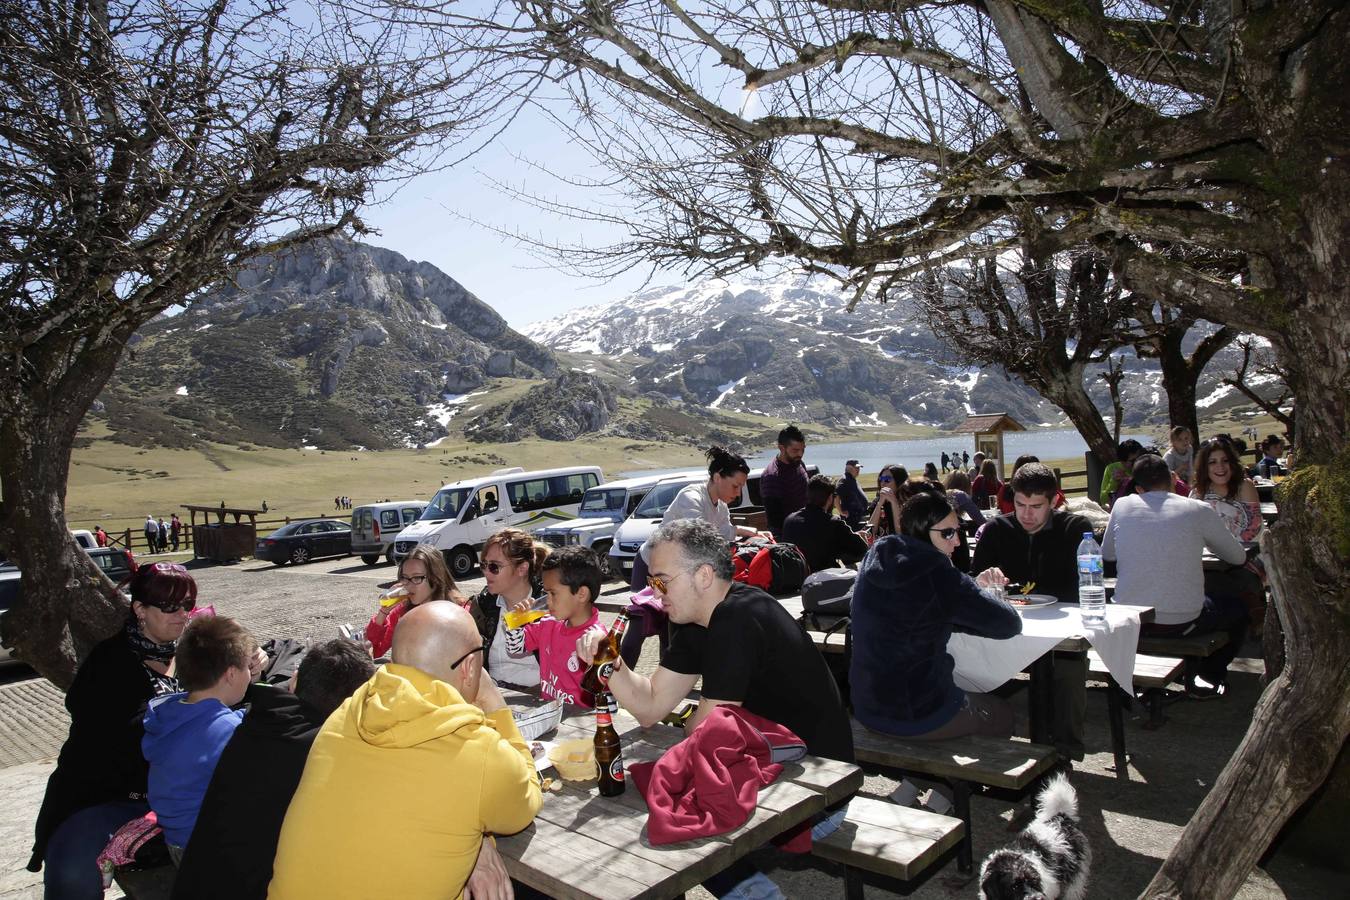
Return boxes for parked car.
[535,472,700,578]
[608,464,817,580]
[254,519,352,566]
[350,501,427,566]
[392,465,603,577]
[0,569,21,666]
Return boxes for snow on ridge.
[708,376,747,409]
[175,385,189,396]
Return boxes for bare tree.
[430,1,1350,894]
[0,0,519,685]
[1131,304,1238,442]
[1222,339,1295,442]
[918,246,1134,463]
[1100,355,1126,448]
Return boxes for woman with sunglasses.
[1191,438,1268,633]
[365,544,463,658]
[851,492,1020,753]
[865,464,908,538]
[468,529,549,689]
[30,563,196,898]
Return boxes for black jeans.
[1141,594,1248,685]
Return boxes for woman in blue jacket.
[850,491,1022,741]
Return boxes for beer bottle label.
[596,660,615,684]
[608,756,625,782]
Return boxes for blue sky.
[360,101,664,331]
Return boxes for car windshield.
[420,487,470,521]
[633,480,696,518]
[580,488,627,513]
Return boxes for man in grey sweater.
[1102,454,1249,696]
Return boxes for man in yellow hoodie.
[268,602,541,899]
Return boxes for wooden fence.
[73,512,350,556]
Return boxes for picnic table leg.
[1028,654,1055,747]
[1107,687,1128,781]
[844,865,863,900]
[953,780,973,875]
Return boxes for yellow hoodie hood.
[349,663,484,749]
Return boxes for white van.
[607,465,818,581]
[350,501,428,566]
[535,472,699,576]
[392,466,603,577]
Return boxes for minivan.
[607,465,818,581]
[392,465,603,577]
[350,501,428,565]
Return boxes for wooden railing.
[70,511,350,556]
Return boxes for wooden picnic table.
[495,693,862,900]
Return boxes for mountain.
[523,273,1064,429]
[97,236,558,450]
[522,271,1270,432]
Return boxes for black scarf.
[122,615,180,696]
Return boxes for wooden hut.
[953,413,1026,477]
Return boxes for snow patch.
[425,389,489,427]
[420,319,449,331]
[709,377,747,410]
[195,323,213,332]
[175,385,189,396]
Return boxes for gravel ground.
[0,555,1336,899]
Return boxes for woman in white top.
[630,446,763,592]
[468,528,548,689]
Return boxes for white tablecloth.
[948,603,1146,695]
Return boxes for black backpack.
[801,567,856,617]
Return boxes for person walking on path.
[95,526,108,548]
[169,515,181,553]
[144,515,158,554]
[157,518,169,554]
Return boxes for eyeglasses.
[402,574,428,585]
[929,527,959,540]
[449,643,487,671]
[646,571,689,595]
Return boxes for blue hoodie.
[142,693,244,847]
[849,534,1022,736]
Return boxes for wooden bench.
[1086,651,1184,779]
[813,796,965,898]
[1137,631,1228,658]
[808,629,848,655]
[849,721,1059,874]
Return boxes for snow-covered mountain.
[524,272,1065,428]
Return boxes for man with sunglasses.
[971,462,1096,761]
[270,603,540,900]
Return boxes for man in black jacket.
[836,459,869,528]
[971,463,1094,761]
[782,475,869,573]
[172,640,375,900]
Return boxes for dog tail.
[1037,773,1079,822]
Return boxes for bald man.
[268,604,541,900]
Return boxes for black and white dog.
[978,774,1091,900]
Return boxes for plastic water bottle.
[1077,532,1107,625]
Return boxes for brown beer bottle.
[594,692,625,796]
[580,611,630,695]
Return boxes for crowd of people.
[139,514,182,554]
[29,422,1287,899]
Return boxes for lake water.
[620,428,1150,479]
[746,430,1148,477]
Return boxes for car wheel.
[290,546,311,565]
[360,554,379,566]
[446,546,476,578]
[386,549,396,566]
[593,541,618,580]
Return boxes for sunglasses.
[402,574,428,585]
[878,474,894,483]
[145,597,196,614]
[929,527,959,540]
[646,571,689,595]
[449,643,487,671]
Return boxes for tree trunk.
[1042,370,1117,464]
[1155,347,1200,444]
[0,336,131,688]
[1141,291,1350,897]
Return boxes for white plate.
[1009,593,1059,608]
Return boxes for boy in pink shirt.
[504,546,603,707]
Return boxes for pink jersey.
[522,608,601,707]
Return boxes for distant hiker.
[940,452,950,473]
[170,514,182,553]
[220,500,226,510]
[157,518,170,554]
[145,515,158,553]
[261,500,269,513]
[334,497,340,511]
[95,526,108,548]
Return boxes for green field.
[60,409,1285,542]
